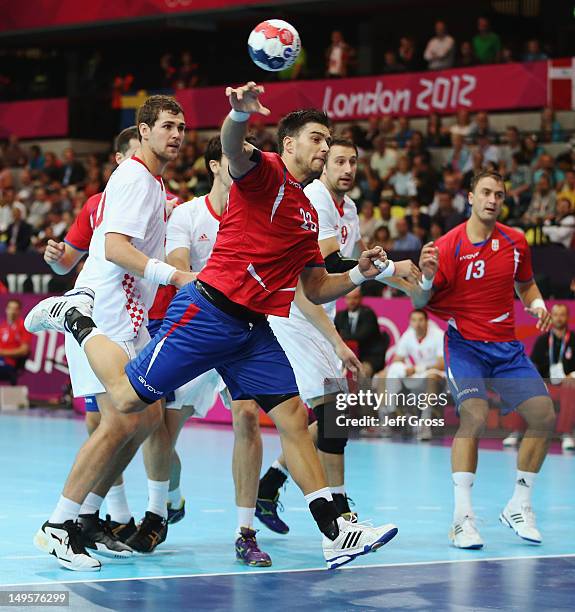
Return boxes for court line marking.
[2,552,575,588]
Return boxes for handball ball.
[248,20,301,72]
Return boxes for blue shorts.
[84,395,99,412]
[444,327,548,414]
[146,318,163,339]
[125,283,298,411]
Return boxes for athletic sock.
[305,488,340,540]
[106,484,132,524]
[236,506,256,537]
[258,465,288,499]
[147,480,169,520]
[49,496,82,524]
[453,472,475,522]
[510,470,536,507]
[79,492,104,516]
[168,487,183,508]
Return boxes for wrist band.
[144,258,177,286]
[530,297,546,311]
[419,275,434,291]
[349,265,366,286]
[228,109,251,122]
[375,260,395,281]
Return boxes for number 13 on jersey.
[465,259,485,280]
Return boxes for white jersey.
[77,157,167,341]
[165,195,220,271]
[395,321,444,370]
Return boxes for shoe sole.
[33,530,101,571]
[236,556,273,568]
[167,511,185,525]
[326,526,398,570]
[91,543,133,559]
[499,513,542,545]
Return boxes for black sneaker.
[106,515,138,543]
[77,512,133,558]
[33,520,101,571]
[126,512,168,553]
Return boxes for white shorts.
[269,318,346,404]
[386,361,445,394]
[65,327,151,398]
[166,368,227,418]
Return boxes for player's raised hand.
[357,246,388,278]
[44,240,66,264]
[226,82,271,116]
[394,259,421,279]
[525,305,552,332]
[419,242,439,280]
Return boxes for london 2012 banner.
[177,60,548,128]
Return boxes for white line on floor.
[200,509,226,513]
[2,552,574,588]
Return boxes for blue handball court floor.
[0,412,574,611]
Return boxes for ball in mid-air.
[248,19,301,72]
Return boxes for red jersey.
[427,222,533,342]
[65,191,180,321]
[65,193,103,251]
[0,318,31,367]
[198,151,325,317]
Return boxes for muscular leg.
[269,396,326,496]
[232,400,262,511]
[451,398,489,523]
[516,396,556,473]
[164,404,195,494]
[85,411,124,490]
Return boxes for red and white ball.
[248,20,301,72]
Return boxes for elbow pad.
[324,250,358,274]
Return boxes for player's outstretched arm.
[411,242,439,308]
[301,246,408,304]
[222,81,270,179]
[105,233,195,289]
[44,239,85,275]
[515,279,552,332]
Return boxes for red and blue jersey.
[64,193,102,252]
[199,151,325,317]
[428,222,533,342]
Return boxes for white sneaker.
[34,520,101,571]
[500,503,542,544]
[449,516,484,549]
[323,517,398,570]
[24,288,95,334]
[502,431,521,448]
[562,435,575,452]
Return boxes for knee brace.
[313,403,348,455]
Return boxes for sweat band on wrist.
[375,260,395,281]
[144,259,177,286]
[419,275,435,291]
[530,298,546,311]
[349,266,367,286]
[228,109,251,122]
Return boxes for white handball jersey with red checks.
[76,156,167,341]
[427,221,534,342]
[199,151,325,317]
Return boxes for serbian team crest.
[492,239,499,251]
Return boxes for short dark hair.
[114,126,139,155]
[277,109,331,155]
[136,95,184,141]
[470,170,505,193]
[6,298,21,309]
[410,308,428,320]
[205,136,223,187]
[328,138,358,158]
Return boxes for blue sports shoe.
[235,528,272,567]
[255,494,289,534]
